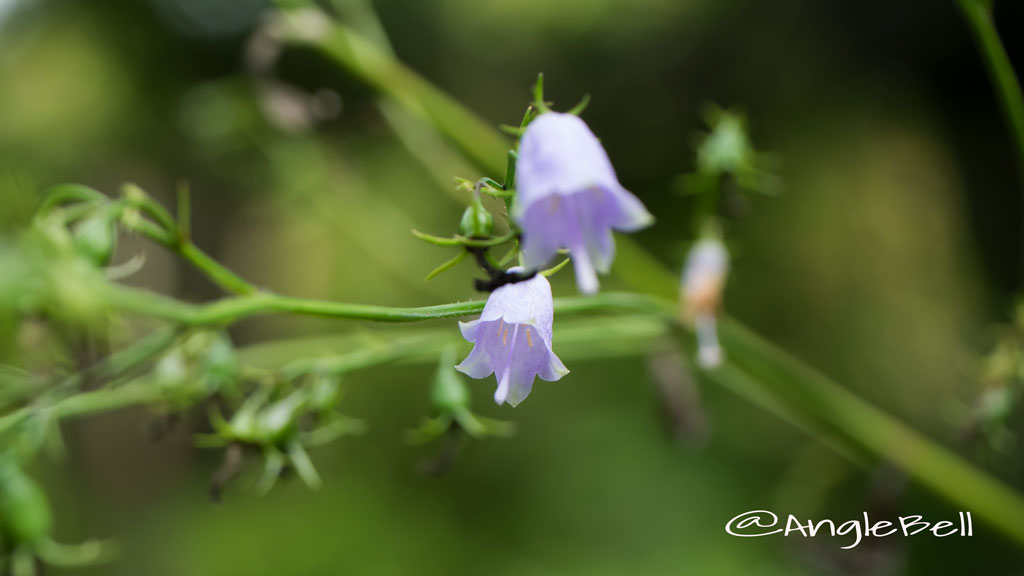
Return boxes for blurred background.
[2,0,1024,573]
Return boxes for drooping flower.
[515,112,653,294]
[681,237,729,368]
[456,270,568,406]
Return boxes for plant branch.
[957,0,1024,278]
[718,317,1024,543]
[1,316,673,432]
[127,207,256,296]
[107,283,674,327]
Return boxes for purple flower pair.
[457,112,652,406]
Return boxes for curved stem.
[277,11,509,177]
[127,207,256,296]
[957,0,1024,276]
[716,317,1024,544]
[107,283,673,326]
[177,241,257,295]
[958,0,1024,168]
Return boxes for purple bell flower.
[515,112,653,294]
[456,270,569,406]
[681,237,729,368]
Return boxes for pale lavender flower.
[515,112,653,294]
[456,270,569,406]
[681,237,729,368]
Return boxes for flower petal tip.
[697,345,723,369]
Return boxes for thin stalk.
[278,12,509,177]
[957,0,1024,276]
[718,317,1024,544]
[54,327,179,392]
[129,219,256,295]
[178,242,257,295]
[1,316,671,431]
[107,283,673,327]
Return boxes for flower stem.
[277,10,509,177]
[107,283,673,327]
[957,0,1024,277]
[717,317,1024,544]
[128,217,256,295]
[177,242,257,295]
[2,316,672,433]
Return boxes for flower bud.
[73,210,118,266]
[192,332,239,394]
[697,112,751,176]
[155,350,188,389]
[681,236,729,368]
[458,194,494,239]
[46,257,109,332]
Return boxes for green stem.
[957,0,1024,275]
[718,317,1024,543]
[178,242,257,295]
[55,327,179,391]
[278,11,509,177]
[38,184,108,213]
[129,219,256,296]
[2,315,672,431]
[107,283,673,327]
[958,0,1024,169]
[0,329,180,437]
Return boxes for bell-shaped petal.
[456,271,569,406]
[681,237,729,368]
[514,112,653,294]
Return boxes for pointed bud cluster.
[456,269,568,406]
[681,237,729,368]
[514,112,653,294]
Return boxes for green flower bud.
[73,210,118,266]
[46,257,109,331]
[458,195,493,239]
[155,349,189,395]
[0,462,52,545]
[194,332,239,394]
[697,111,752,176]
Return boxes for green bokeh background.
[2,0,1024,573]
